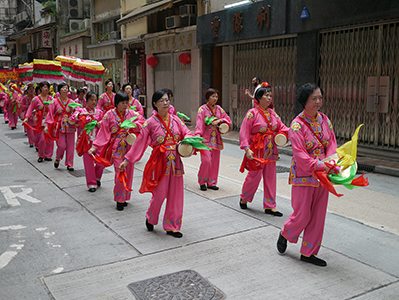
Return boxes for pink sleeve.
[134,99,144,116]
[124,122,151,163]
[25,99,37,119]
[194,106,205,137]
[239,110,253,150]
[93,113,111,149]
[218,106,232,126]
[44,102,56,126]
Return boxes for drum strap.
[299,116,325,151]
[255,106,274,132]
[155,113,176,146]
[206,104,217,118]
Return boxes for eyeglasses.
[157,98,170,104]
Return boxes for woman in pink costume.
[195,88,232,191]
[277,83,337,267]
[20,85,36,147]
[239,83,289,216]
[122,82,144,116]
[97,79,115,117]
[24,81,54,163]
[0,91,8,123]
[71,91,105,192]
[5,85,22,130]
[89,91,145,210]
[119,89,193,238]
[44,82,77,170]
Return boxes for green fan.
[205,116,217,125]
[43,100,52,105]
[68,102,83,109]
[129,105,137,110]
[121,116,138,128]
[177,112,190,121]
[83,120,98,134]
[181,136,211,150]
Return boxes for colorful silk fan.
[180,137,211,150]
[32,59,64,84]
[55,55,77,80]
[71,58,105,85]
[18,63,34,84]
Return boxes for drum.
[218,123,230,134]
[274,132,288,146]
[126,133,137,145]
[178,143,194,157]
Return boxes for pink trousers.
[198,149,220,186]
[240,161,277,209]
[26,121,35,145]
[56,132,75,167]
[281,185,329,257]
[112,157,134,203]
[146,173,184,232]
[7,112,18,127]
[82,152,105,188]
[38,131,54,158]
[3,109,8,122]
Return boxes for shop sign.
[145,31,196,55]
[197,0,284,46]
[60,40,83,58]
[89,44,121,60]
[0,46,6,55]
[42,31,52,48]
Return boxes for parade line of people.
[0,79,343,267]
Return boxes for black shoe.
[146,219,154,231]
[5,120,8,124]
[38,157,44,163]
[11,126,16,130]
[200,184,207,191]
[123,202,128,207]
[67,166,74,171]
[277,233,287,254]
[300,255,327,267]
[54,159,59,169]
[44,157,52,161]
[88,188,96,193]
[265,209,283,217]
[166,231,183,238]
[116,202,124,211]
[29,144,34,148]
[96,180,101,187]
[35,147,39,152]
[239,199,247,209]
[207,185,219,190]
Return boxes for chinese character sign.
[232,11,243,34]
[42,31,52,48]
[145,31,196,55]
[211,17,220,38]
[256,6,270,29]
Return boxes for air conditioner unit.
[15,11,28,24]
[69,19,83,32]
[179,5,196,16]
[166,16,181,29]
[138,95,146,108]
[110,31,121,40]
[83,18,90,29]
[68,0,83,19]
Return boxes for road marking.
[0,163,12,167]
[0,185,41,207]
[52,267,64,273]
[0,225,27,231]
[0,251,18,269]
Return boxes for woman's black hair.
[35,86,41,95]
[122,82,132,92]
[39,81,50,89]
[254,86,272,103]
[105,78,113,86]
[152,88,169,111]
[57,82,68,92]
[85,91,97,102]
[296,83,324,108]
[114,91,129,106]
[77,88,85,95]
[205,88,219,101]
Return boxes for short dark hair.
[39,81,50,89]
[122,82,132,92]
[205,88,219,101]
[114,91,129,106]
[296,83,323,108]
[152,89,168,111]
[254,77,261,82]
[254,86,272,101]
[105,79,113,86]
[77,88,85,95]
[86,91,97,102]
[57,82,68,92]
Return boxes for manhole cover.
[68,168,111,177]
[5,132,26,139]
[128,270,225,300]
[276,166,290,173]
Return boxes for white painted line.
[0,185,41,206]
[0,225,27,231]
[52,267,64,273]
[0,251,18,269]
[0,163,12,167]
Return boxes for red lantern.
[147,56,159,68]
[178,52,191,66]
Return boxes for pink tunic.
[239,107,289,209]
[97,92,115,117]
[129,97,144,116]
[124,114,193,231]
[93,108,145,202]
[20,95,35,144]
[281,110,337,257]
[194,104,232,187]
[5,92,22,127]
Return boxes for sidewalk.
[218,129,399,177]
